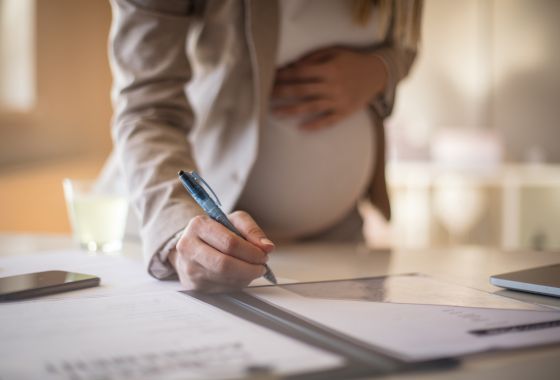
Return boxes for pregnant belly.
[237,109,375,240]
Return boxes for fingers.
[275,47,340,82]
[275,61,330,83]
[273,98,334,118]
[171,214,273,292]
[173,243,264,292]
[273,47,381,131]
[189,215,268,265]
[188,238,266,284]
[295,46,340,65]
[173,238,265,291]
[273,57,339,125]
[300,111,344,130]
[228,211,275,253]
[272,94,342,130]
[272,82,329,101]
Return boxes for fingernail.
[260,238,275,247]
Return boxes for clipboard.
[185,276,458,380]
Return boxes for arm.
[109,0,200,277]
[110,0,275,289]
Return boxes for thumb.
[229,211,275,253]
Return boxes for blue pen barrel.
[200,197,243,237]
[179,171,241,235]
[178,171,205,200]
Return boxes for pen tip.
[178,170,184,176]
[264,267,278,285]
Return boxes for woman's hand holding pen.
[168,211,275,292]
[272,46,388,130]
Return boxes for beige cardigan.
[104,0,420,272]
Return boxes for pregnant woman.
[101,0,422,290]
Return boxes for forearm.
[110,0,201,269]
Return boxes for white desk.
[1,233,559,379]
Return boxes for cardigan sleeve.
[109,0,203,277]
[371,46,417,118]
[370,0,422,118]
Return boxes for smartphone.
[0,270,100,301]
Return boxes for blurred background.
[0,0,559,251]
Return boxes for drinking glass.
[63,178,128,254]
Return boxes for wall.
[0,156,106,233]
[0,0,558,240]
[0,0,35,111]
[2,0,558,167]
[491,0,560,162]
[0,0,112,167]
[389,0,560,163]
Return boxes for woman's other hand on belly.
[271,46,388,130]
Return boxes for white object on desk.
[0,250,292,300]
[0,250,181,299]
[0,292,343,379]
[0,250,311,379]
[248,277,560,362]
[491,264,560,298]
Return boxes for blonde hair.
[352,0,422,49]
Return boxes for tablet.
[490,264,560,298]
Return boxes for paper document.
[0,251,181,299]
[247,275,560,362]
[0,292,343,379]
[0,250,291,300]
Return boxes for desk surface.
[1,233,559,379]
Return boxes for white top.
[237,0,382,240]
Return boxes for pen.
[178,170,278,284]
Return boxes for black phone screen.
[0,271,100,300]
